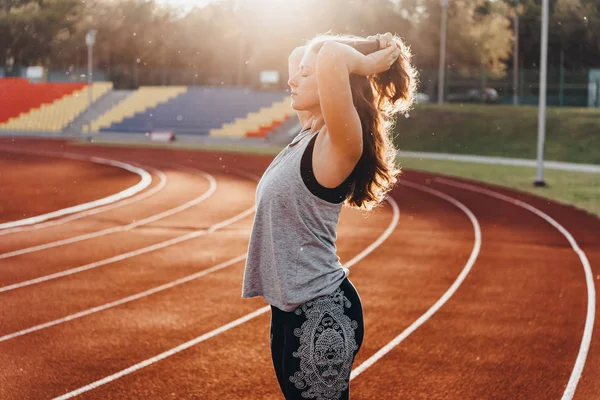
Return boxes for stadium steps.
[0,78,87,124]
[0,82,112,132]
[64,90,133,134]
[97,87,288,136]
[89,86,188,132]
[209,97,292,138]
[264,114,303,146]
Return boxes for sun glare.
[156,0,216,12]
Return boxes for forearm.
[315,41,363,152]
[315,41,363,76]
[312,37,378,56]
[315,39,401,78]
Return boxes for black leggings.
[269,277,364,399]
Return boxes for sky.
[155,0,283,16]
[156,0,216,12]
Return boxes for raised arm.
[311,40,401,160]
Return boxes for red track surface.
[0,149,140,223]
[0,137,597,400]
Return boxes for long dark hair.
[307,33,418,211]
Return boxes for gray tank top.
[242,128,351,312]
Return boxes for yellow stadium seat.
[0,82,113,132]
[209,97,292,138]
[88,86,187,132]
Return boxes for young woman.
[242,32,417,399]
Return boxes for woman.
[242,32,417,399]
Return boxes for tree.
[383,0,511,81]
[4,0,597,88]
[503,0,600,71]
[0,0,81,67]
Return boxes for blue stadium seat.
[99,86,288,136]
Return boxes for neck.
[307,112,324,135]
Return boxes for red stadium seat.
[0,78,87,123]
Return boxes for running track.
[0,137,598,400]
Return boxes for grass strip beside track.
[76,138,599,218]
[394,103,600,165]
[399,157,599,218]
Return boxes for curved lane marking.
[51,193,401,399]
[0,167,251,341]
[0,162,167,237]
[350,180,482,380]
[0,254,246,342]
[0,148,152,230]
[0,165,215,260]
[434,177,595,400]
[0,170,218,294]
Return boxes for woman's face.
[288,49,319,112]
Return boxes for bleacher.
[0,79,112,132]
[98,86,289,137]
[0,78,86,123]
[0,79,293,138]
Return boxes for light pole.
[84,30,97,134]
[85,30,97,109]
[534,0,549,187]
[512,0,519,105]
[437,0,448,104]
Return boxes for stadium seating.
[0,78,87,125]
[97,86,289,137]
[0,81,291,137]
[0,81,112,131]
[210,97,292,138]
[90,86,188,132]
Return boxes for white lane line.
[434,177,595,400]
[0,254,247,342]
[0,202,254,294]
[0,167,215,260]
[0,147,152,230]
[52,196,401,399]
[53,306,270,400]
[0,161,166,237]
[0,167,256,341]
[0,166,258,293]
[350,180,482,380]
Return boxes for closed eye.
[299,65,313,76]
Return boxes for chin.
[291,98,317,112]
[290,100,306,111]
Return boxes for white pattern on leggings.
[289,287,359,400]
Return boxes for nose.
[288,71,299,89]
[287,77,297,88]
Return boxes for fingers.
[375,32,393,50]
[384,42,401,67]
[380,32,393,49]
[367,32,394,50]
[385,41,400,56]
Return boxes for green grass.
[397,156,600,218]
[394,103,600,165]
